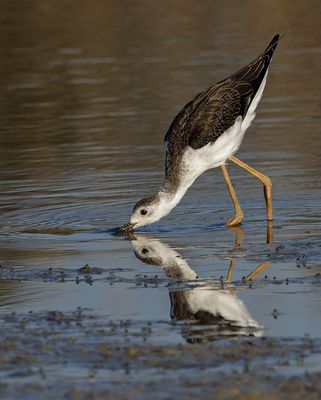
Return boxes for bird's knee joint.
[263,177,272,190]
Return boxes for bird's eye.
[142,248,149,254]
[140,209,147,216]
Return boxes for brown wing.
[164,34,279,153]
[186,82,253,149]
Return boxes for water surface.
[0,0,321,343]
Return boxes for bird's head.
[121,193,171,231]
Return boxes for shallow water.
[1,0,321,345]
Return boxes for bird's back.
[164,35,280,175]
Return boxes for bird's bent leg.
[226,260,236,281]
[220,165,244,227]
[229,156,273,222]
[243,261,271,281]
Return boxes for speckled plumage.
[132,195,158,212]
[124,35,280,230]
[163,35,280,188]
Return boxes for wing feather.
[164,35,280,171]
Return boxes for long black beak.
[120,222,136,232]
[115,222,137,239]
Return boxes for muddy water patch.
[0,309,321,400]
[1,254,321,339]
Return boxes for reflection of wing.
[170,288,259,330]
[131,236,262,338]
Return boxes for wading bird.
[122,35,281,232]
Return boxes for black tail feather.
[264,34,280,55]
[263,31,290,58]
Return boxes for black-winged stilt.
[122,35,280,233]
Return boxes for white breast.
[181,68,269,179]
[181,115,244,179]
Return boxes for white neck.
[157,175,197,217]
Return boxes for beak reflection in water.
[130,234,270,343]
[119,222,136,233]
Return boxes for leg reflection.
[226,260,236,282]
[228,218,273,245]
[244,262,271,281]
[130,234,272,342]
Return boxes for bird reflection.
[130,231,270,343]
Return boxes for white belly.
[164,70,270,208]
[181,68,269,180]
[181,115,244,179]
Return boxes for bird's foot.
[225,213,244,227]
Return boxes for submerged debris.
[78,264,103,274]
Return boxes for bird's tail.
[263,31,289,57]
[264,34,280,57]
